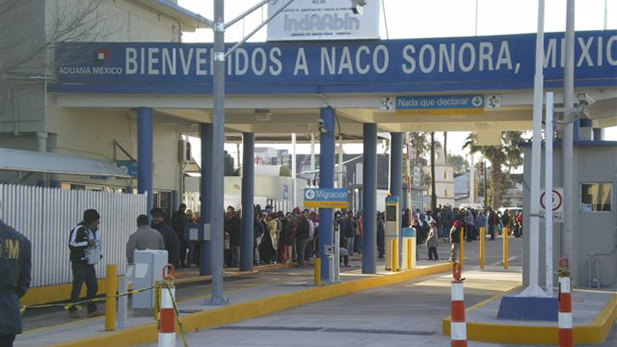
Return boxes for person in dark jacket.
[296,214,310,266]
[342,212,354,256]
[171,204,189,267]
[449,219,464,262]
[228,212,241,267]
[68,209,103,319]
[151,208,180,267]
[0,219,31,347]
[376,213,385,259]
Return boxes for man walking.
[68,209,104,318]
[0,219,31,347]
[151,208,180,267]
[126,215,165,264]
[171,204,189,267]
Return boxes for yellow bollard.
[407,239,413,270]
[503,227,509,269]
[105,264,117,331]
[391,239,399,272]
[314,257,321,286]
[480,226,485,270]
[459,228,464,268]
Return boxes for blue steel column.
[362,123,377,274]
[137,107,153,212]
[319,107,335,281]
[240,133,255,271]
[390,133,403,199]
[199,123,212,276]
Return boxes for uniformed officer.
[0,219,32,347]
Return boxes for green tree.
[448,154,470,175]
[463,131,525,209]
[408,132,431,164]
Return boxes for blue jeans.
[345,237,354,255]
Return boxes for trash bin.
[132,249,168,314]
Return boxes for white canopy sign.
[267,0,380,41]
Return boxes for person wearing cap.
[151,208,180,267]
[426,219,439,260]
[68,209,104,318]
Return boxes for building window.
[580,183,612,212]
[444,188,448,197]
[444,171,447,179]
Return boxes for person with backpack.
[68,209,104,318]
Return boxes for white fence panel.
[0,184,146,288]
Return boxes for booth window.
[580,183,612,212]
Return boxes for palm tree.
[443,132,448,164]
[409,132,431,165]
[463,131,525,209]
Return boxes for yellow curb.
[442,289,617,344]
[21,263,292,307]
[46,263,452,347]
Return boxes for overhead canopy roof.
[0,148,131,178]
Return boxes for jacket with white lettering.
[69,223,101,265]
[0,220,32,335]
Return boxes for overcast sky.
[179,0,617,160]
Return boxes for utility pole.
[430,132,437,212]
[519,0,548,298]
[562,0,575,272]
[207,0,227,305]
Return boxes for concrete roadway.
[140,237,617,347]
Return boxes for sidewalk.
[16,257,451,347]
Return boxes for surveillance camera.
[576,92,596,106]
[351,0,367,14]
[318,118,329,134]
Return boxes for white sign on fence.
[540,188,564,223]
[267,0,380,41]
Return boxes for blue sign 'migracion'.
[304,188,348,208]
[116,161,138,178]
[51,31,617,94]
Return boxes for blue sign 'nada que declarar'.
[51,31,617,95]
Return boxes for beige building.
[1,0,210,215]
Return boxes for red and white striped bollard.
[450,262,467,347]
[558,258,573,347]
[159,264,176,347]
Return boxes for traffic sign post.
[540,188,564,223]
[304,188,348,209]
